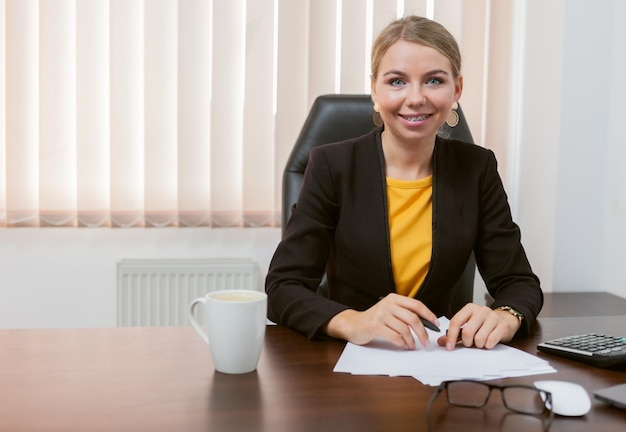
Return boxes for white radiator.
[116,258,259,327]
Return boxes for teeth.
[406,115,428,121]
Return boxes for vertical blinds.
[1,0,504,228]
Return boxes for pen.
[420,317,440,332]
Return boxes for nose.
[406,84,426,106]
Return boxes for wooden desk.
[541,292,626,317]
[1,317,625,431]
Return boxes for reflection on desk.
[1,311,626,431]
[541,292,626,318]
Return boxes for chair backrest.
[282,94,476,314]
[282,95,377,228]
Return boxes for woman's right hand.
[322,293,439,350]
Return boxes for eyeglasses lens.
[446,381,547,415]
[446,381,490,407]
[502,387,546,415]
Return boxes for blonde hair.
[371,16,461,80]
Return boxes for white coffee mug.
[188,289,267,374]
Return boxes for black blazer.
[266,128,542,339]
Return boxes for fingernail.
[446,342,453,351]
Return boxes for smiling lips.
[401,114,430,122]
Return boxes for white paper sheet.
[333,317,556,386]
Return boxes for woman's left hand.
[436,303,521,350]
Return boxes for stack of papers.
[333,317,556,386]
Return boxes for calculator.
[537,333,626,368]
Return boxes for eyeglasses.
[427,380,554,431]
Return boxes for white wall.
[0,227,281,328]
[553,1,612,292]
[540,0,625,298]
[509,0,626,301]
[513,0,564,295]
[2,0,626,329]
[603,0,626,299]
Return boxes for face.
[371,40,463,146]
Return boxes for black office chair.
[282,94,476,316]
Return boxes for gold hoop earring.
[446,102,459,128]
[372,104,384,127]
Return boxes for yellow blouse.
[386,175,433,297]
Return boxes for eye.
[425,77,443,86]
[389,78,405,87]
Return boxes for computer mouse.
[533,380,592,416]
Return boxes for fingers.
[392,306,430,349]
[382,293,440,328]
[374,294,438,350]
[332,296,520,352]
[436,328,462,348]
[384,314,417,350]
[441,304,512,350]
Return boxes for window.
[1,0,507,227]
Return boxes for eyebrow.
[382,68,450,77]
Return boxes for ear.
[454,75,464,102]
[370,76,377,105]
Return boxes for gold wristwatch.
[494,306,524,323]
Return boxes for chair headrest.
[285,95,376,174]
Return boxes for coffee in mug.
[188,289,267,374]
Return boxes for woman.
[265,16,542,351]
